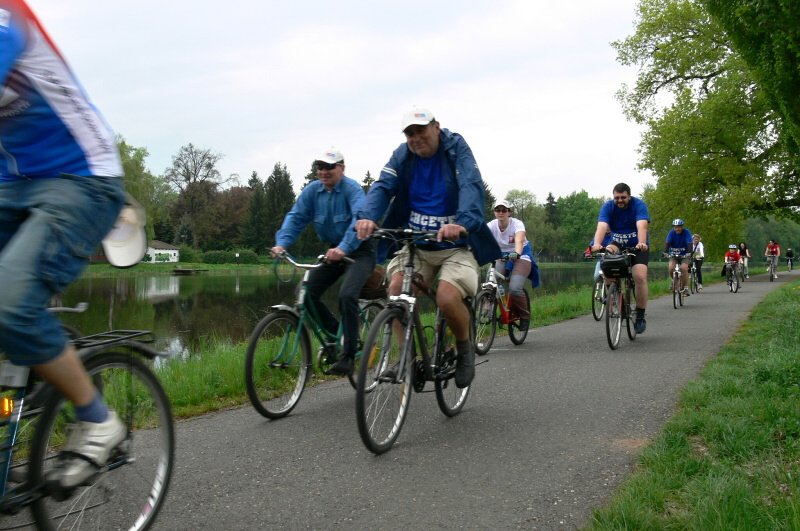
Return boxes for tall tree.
[556,191,603,258]
[164,143,226,194]
[243,171,269,253]
[263,163,296,250]
[482,181,497,220]
[544,192,560,228]
[361,170,375,194]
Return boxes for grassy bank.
[588,279,800,529]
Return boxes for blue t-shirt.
[598,197,650,247]
[665,228,693,254]
[406,149,460,249]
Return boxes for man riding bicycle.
[786,248,795,270]
[664,219,693,296]
[764,239,781,279]
[591,183,650,334]
[272,148,376,376]
[355,107,500,388]
[0,0,136,489]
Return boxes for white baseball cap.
[102,194,147,268]
[401,107,435,132]
[316,147,344,164]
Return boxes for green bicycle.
[244,253,384,420]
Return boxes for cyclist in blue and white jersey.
[591,183,650,333]
[664,218,693,295]
[0,0,127,489]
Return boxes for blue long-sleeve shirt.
[275,176,365,254]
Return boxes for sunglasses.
[494,208,509,213]
[613,195,629,201]
[314,161,339,171]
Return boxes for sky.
[27,0,653,202]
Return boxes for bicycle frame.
[481,263,515,325]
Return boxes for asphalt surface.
[123,271,800,529]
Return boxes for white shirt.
[487,217,531,262]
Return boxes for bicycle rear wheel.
[605,283,622,350]
[244,311,311,419]
[355,307,412,454]
[435,305,471,417]
[474,289,497,356]
[625,281,637,341]
[591,277,606,321]
[30,350,174,531]
[350,301,384,390]
[508,288,531,345]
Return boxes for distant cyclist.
[664,219,693,295]
[764,239,781,279]
[692,234,705,290]
[786,248,795,271]
[724,244,741,277]
[738,242,752,278]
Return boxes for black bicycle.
[1,305,174,531]
[599,248,638,350]
[355,229,475,454]
[725,262,741,293]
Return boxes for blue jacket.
[359,128,501,265]
[276,176,365,254]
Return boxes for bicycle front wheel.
[690,271,698,294]
[435,306,471,417]
[355,306,412,454]
[508,288,531,345]
[30,351,174,531]
[672,275,679,309]
[244,311,311,419]
[474,289,497,355]
[605,283,622,350]
[591,277,606,321]
[350,301,385,390]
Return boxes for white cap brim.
[102,198,147,268]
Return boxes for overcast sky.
[28,0,652,202]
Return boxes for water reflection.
[59,262,687,358]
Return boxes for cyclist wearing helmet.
[724,244,741,278]
[664,218,693,295]
[786,247,795,270]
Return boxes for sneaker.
[698,284,703,290]
[634,317,646,334]
[519,319,530,330]
[454,346,475,389]
[681,287,690,296]
[745,275,749,279]
[325,356,354,375]
[46,411,126,489]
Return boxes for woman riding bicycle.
[486,201,538,330]
[738,242,752,278]
[692,234,705,290]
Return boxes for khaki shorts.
[386,246,479,298]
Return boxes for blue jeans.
[0,175,125,365]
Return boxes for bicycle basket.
[359,265,388,300]
[600,254,630,278]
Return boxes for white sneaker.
[47,411,127,488]
[698,284,703,290]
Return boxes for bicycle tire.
[349,301,384,390]
[733,275,740,293]
[30,350,174,531]
[690,271,698,294]
[605,282,622,350]
[672,275,679,309]
[474,289,497,355]
[435,303,471,417]
[244,311,311,419]
[355,306,412,454]
[591,277,606,321]
[508,288,531,345]
[625,281,637,341]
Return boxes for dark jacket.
[359,128,501,265]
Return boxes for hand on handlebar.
[355,219,377,240]
[507,252,520,260]
[437,223,467,243]
[270,246,286,258]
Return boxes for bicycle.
[766,256,778,282]
[474,255,531,355]
[725,262,741,293]
[355,228,476,454]
[590,257,607,322]
[599,248,638,350]
[244,252,385,420]
[787,257,794,272]
[1,305,175,530]
[664,251,690,309]
[688,258,700,294]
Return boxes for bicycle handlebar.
[47,302,89,314]
[275,251,354,269]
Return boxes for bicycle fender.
[269,304,299,317]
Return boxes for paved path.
[151,270,795,530]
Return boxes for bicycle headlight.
[1,396,13,418]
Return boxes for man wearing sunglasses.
[272,148,375,375]
[355,107,500,389]
[591,183,650,334]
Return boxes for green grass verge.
[587,279,800,530]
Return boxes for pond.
[58,261,693,358]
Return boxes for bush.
[178,245,201,263]
[202,250,235,264]
[231,249,259,264]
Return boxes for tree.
[361,170,375,194]
[482,181,497,220]
[504,190,538,222]
[614,0,800,225]
[263,163,297,250]
[556,191,603,258]
[243,172,269,253]
[163,143,226,194]
[544,192,559,228]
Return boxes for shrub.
[202,250,235,264]
[178,245,201,263]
